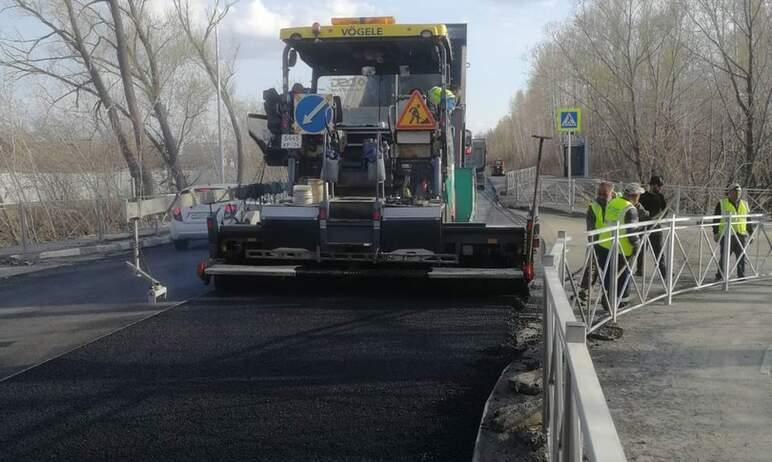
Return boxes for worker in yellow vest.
[579,181,615,300]
[597,183,645,307]
[712,183,753,280]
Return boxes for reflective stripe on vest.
[590,201,605,230]
[598,197,634,256]
[718,198,749,236]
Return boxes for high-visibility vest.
[718,198,749,236]
[598,197,635,256]
[429,86,456,109]
[590,200,605,230]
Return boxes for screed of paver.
[590,282,772,462]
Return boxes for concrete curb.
[13,235,172,261]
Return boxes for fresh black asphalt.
[0,242,209,380]
[0,291,517,461]
[0,193,525,461]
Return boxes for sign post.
[557,108,581,210]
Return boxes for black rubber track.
[0,289,518,462]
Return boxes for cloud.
[232,0,292,39]
[226,0,379,59]
[145,0,205,21]
[232,0,378,39]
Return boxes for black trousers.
[717,233,748,278]
[596,246,632,300]
[581,244,601,289]
[637,228,666,276]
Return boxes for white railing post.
[610,222,620,322]
[18,201,29,252]
[558,230,567,281]
[564,321,586,462]
[666,215,676,305]
[723,213,732,291]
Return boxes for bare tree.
[173,0,244,183]
[123,0,197,191]
[686,0,772,186]
[0,0,155,194]
[484,0,757,188]
[108,0,145,196]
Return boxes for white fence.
[559,213,772,333]
[505,169,772,216]
[543,212,771,461]
[543,234,627,461]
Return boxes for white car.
[170,184,241,250]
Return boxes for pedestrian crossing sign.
[557,108,581,133]
[396,90,437,130]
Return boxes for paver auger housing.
[200,17,532,293]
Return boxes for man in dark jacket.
[637,176,667,277]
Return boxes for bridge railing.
[543,235,627,461]
[544,213,771,461]
[504,168,772,216]
[558,213,772,334]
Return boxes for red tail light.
[523,262,535,282]
[197,260,210,284]
[318,207,327,220]
[207,217,215,230]
[465,146,472,156]
[372,209,381,221]
[173,207,183,221]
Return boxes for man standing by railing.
[580,181,615,301]
[713,183,753,280]
[597,183,644,308]
[638,175,667,277]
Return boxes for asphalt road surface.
[0,243,209,380]
[0,192,524,461]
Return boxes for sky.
[1,0,575,135]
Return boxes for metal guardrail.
[0,197,132,250]
[543,234,627,461]
[505,169,772,216]
[560,213,772,333]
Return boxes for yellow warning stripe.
[281,24,448,41]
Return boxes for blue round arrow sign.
[294,94,333,134]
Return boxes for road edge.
[0,236,172,280]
